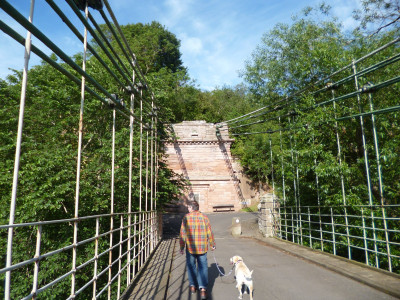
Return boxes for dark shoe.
[200,289,207,300]
[190,286,196,294]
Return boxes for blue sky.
[0,0,360,90]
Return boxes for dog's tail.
[245,270,253,279]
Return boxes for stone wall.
[258,193,280,237]
[164,121,243,212]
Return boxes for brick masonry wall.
[164,121,243,212]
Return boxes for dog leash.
[212,251,235,277]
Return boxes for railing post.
[145,129,149,212]
[5,1,35,298]
[151,97,155,212]
[71,3,89,298]
[381,207,391,271]
[117,215,124,299]
[352,61,377,267]
[133,214,137,279]
[139,87,143,212]
[331,89,351,260]
[367,91,392,272]
[291,207,295,243]
[288,117,300,244]
[258,194,279,237]
[331,207,336,256]
[308,207,312,248]
[31,225,42,300]
[312,133,323,251]
[92,217,99,299]
[361,208,369,266]
[155,122,158,211]
[127,62,136,285]
[108,103,116,300]
[278,117,287,241]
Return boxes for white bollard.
[231,217,241,237]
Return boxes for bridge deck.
[122,213,400,300]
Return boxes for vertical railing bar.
[294,128,302,245]
[71,3,88,298]
[352,61,378,267]
[31,225,42,300]
[150,212,153,251]
[149,213,151,258]
[331,89,351,260]
[139,88,143,212]
[150,99,155,251]
[381,207,391,271]
[92,217,99,300]
[145,130,149,212]
[291,207,294,243]
[127,66,135,285]
[138,88,143,272]
[331,207,336,256]
[147,213,150,261]
[312,133,323,251]
[331,90,346,199]
[117,216,123,299]
[361,208,369,266]
[150,98,154,212]
[133,214,137,279]
[278,117,287,240]
[290,110,302,245]
[288,117,299,244]
[144,213,147,264]
[308,207,312,248]
[367,92,392,272]
[5,1,35,298]
[141,212,144,267]
[154,116,158,212]
[108,105,116,300]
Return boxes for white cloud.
[0,0,365,90]
[181,36,203,55]
[164,0,190,16]
[332,0,362,31]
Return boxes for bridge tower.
[164,120,244,212]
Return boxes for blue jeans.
[186,249,208,290]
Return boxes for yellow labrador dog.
[230,255,254,300]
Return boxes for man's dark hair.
[190,201,199,211]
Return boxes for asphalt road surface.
[165,211,397,300]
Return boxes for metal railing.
[276,204,400,271]
[223,36,400,273]
[0,211,159,299]
[1,0,161,299]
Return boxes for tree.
[0,21,191,298]
[97,21,185,75]
[353,0,400,35]
[241,4,348,102]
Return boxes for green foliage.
[96,21,184,75]
[2,3,400,297]
[0,22,188,299]
[353,0,400,34]
[169,84,255,123]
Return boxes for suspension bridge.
[0,0,399,299]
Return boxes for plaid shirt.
[180,211,216,255]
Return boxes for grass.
[240,202,259,212]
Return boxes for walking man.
[180,200,216,300]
